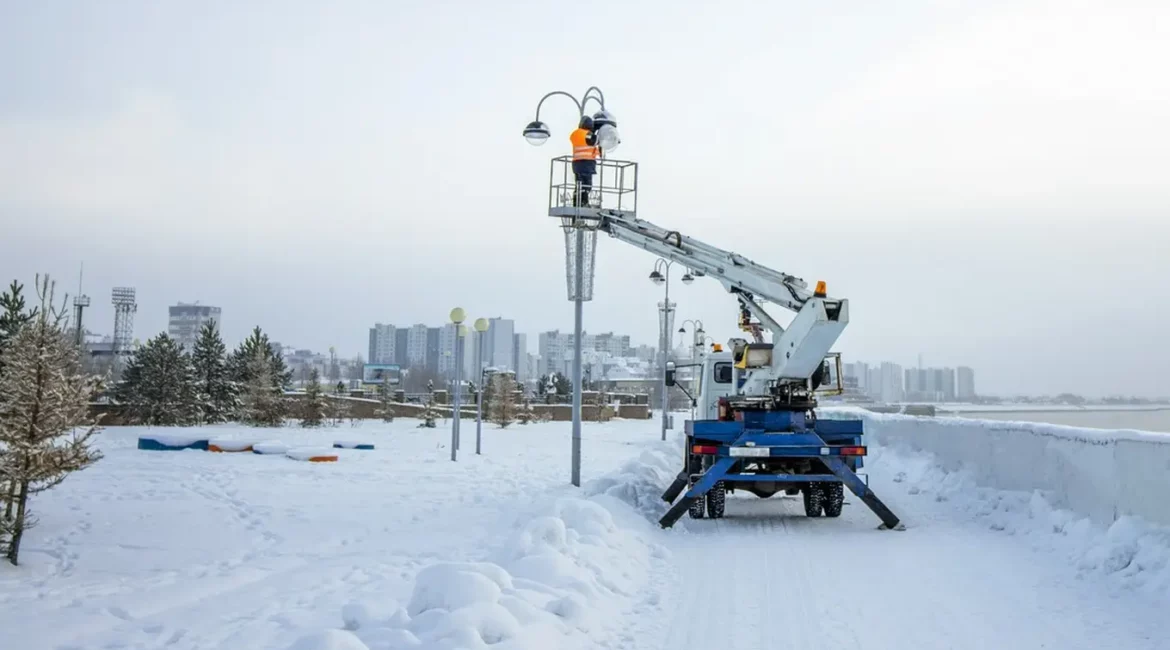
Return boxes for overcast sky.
[1,0,1167,398]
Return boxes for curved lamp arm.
[582,86,606,108]
[534,90,584,120]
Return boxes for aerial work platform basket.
[547,156,638,223]
[548,156,638,302]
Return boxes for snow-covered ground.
[3,414,1170,649]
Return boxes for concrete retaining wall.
[847,411,1170,527]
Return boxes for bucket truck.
[546,156,902,530]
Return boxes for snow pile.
[289,629,370,650]
[877,444,1170,597]
[293,462,667,650]
[253,440,291,455]
[137,433,209,450]
[208,436,258,452]
[824,408,1170,527]
[582,447,678,522]
[286,447,339,462]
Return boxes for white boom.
[594,209,849,387]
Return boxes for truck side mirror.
[664,361,676,387]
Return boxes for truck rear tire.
[688,494,706,519]
[822,482,844,517]
[706,482,726,519]
[803,484,824,517]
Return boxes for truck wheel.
[688,493,706,519]
[803,484,824,517]
[822,482,844,517]
[706,482,726,519]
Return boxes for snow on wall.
[829,409,1170,527]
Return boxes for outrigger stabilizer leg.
[661,472,688,504]
[657,454,904,530]
[659,458,736,528]
[822,456,904,530]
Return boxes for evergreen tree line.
[116,323,294,427]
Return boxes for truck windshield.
[713,362,733,384]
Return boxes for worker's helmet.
[578,115,594,130]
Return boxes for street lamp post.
[450,307,466,462]
[474,317,489,455]
[651,260,694,441]
[678,319,704,420]
[523,85,620,488]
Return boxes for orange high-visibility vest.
[570,128,599,161]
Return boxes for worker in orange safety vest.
[569,115,600,207]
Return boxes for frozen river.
[953,408,1170,433]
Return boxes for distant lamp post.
[650,258,688,441]
[678,319,705,416]
[474,317,490,455]
[450,307,466,462]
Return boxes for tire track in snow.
[644,456,1170,650]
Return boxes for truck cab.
[693,351,736,421]
[681,351,844,422]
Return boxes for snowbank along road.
[2,413,1169,650]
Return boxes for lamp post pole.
[678,320,702,420]
[570,226,585,485]
[661,274,671,441]
[679,318,704,420]
[523,85,618,488]
[474,318,489,455]
[450,308,466,461]
[650,259,676,441]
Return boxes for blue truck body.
[658,414,901,530]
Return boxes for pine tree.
[0,280,38,379]
[116,333,197,426]
[376,377,396,422]
[327,396,352,427]
[517,397,535,425]
[240,348,286,427]
[229,326,291,392]
[418,383,438,428]
[418,400,438,428]
[553,372,571,397]
[1,280,39,520]
[488,374,517,428]
[0,275,103,566]
[191,321,237,423]
[301,368,326,427]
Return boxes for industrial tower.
[72,294,90,348]
[71,264,89,348]
[111,287,137,372]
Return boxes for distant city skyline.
[58,289,1122,397]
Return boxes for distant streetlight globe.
[474,318,490,333]
[450,307,466,324]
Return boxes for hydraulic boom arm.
[596,211,818,311]
[594,209,849,387]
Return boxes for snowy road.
[651,446,1170,650]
